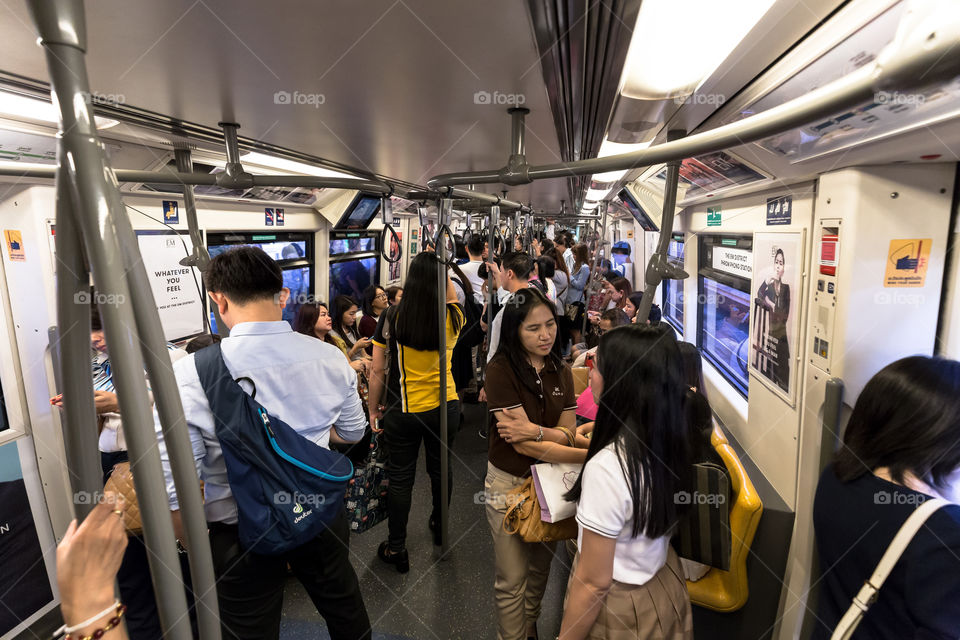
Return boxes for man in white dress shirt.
[156,247,371,640]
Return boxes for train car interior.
[0,0,958,639]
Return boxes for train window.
[329,257,378,303]
[207,232,314,325]
[697,235,753,397]
[329,236,377,256]
[662,234,685,333]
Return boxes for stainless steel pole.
[53,167,101,519]
[635,130,685,324]
[581,203,609,337]
[27,1,194,636]
[437,198,452,557]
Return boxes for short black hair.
[203,246,283,305]
[500,251,534,281]
[467,233,486,257]
[185,333,221,354]
[386,286,403,304]
[835,355,960,489]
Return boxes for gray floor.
[279,402,574,639]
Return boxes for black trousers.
[383,401,459,551]
[100,451,198,640]
[208,512,371,640]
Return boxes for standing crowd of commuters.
[55,225,959,640]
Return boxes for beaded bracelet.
[63,603,126,640]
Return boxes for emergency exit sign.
[707,206,722,227]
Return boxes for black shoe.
[428,517,442,546]
[377,541,410,573]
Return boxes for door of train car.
[0,189,64,638]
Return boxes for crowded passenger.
[566,244,591,345]
[157,246,371,640]
[385,285,403,306]
[293,301,367,376]
[459,234,488,300]
[51,302,193,640]
[367,251,464,571]
[560,324,695,639]
[485,251,536,364]
[812,355,960,638]
[358,285,388,348]
[484,287,588,640]
[330,294,372,363]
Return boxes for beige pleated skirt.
[584,547,694,640]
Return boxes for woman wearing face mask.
[755,248,790,392]
[811,356,960,639]
[559,323,695,640]
[484,287,588,640]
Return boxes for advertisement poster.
[750,231,804,404]
[388,231,403,283]
[0,442,53,635]
[135,231,205,341]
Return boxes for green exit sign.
[707,206,722,227]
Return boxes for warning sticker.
[884,239,931,288]
[4,230,25,262]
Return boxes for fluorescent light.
[620,0,775,100]
[0,91,118,129]
[585,187,610,201]
[582,201,599,210]
[240,151,358,179]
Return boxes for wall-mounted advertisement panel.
[750,231,805,406]
[135,230,205,342]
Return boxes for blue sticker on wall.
[766,196,792,226]
[265,208,275,226]
[162,200,179,224]
[276,208,284,226]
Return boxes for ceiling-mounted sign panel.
[656,151,767,201]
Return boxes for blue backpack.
[194,343,354,555]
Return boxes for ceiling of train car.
[0,0,567,207]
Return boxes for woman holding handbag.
[559,323,696,640]
[484,287,588,640]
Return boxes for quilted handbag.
[345,430,389,534]
[103,462,143,535]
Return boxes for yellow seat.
[571,367,590,398]
[710,423,728,448]
[686,443,763,612]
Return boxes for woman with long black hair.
[330,294,371,362]
[367,252,465,573]
[484,287,588,640]
[560,324,695,640]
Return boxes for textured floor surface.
[279,402,574,639]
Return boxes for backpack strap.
[193,342,245,406]
[831,497,950,640]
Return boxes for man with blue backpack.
[155,247,371,640]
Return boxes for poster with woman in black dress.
[751,232,803,402]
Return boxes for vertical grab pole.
[53,167,101,519]
[636,129,686,324]
[26,1,194,637]
[488,205,500,328]
[175,148,224,337]
[437,197,453,557]
[581,202,609,337]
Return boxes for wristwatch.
[535,425,544,443]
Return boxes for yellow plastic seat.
[571,367,590,398]
[686,443,763,612]
[710,423,728,448]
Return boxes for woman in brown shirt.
[484,287,588,640]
